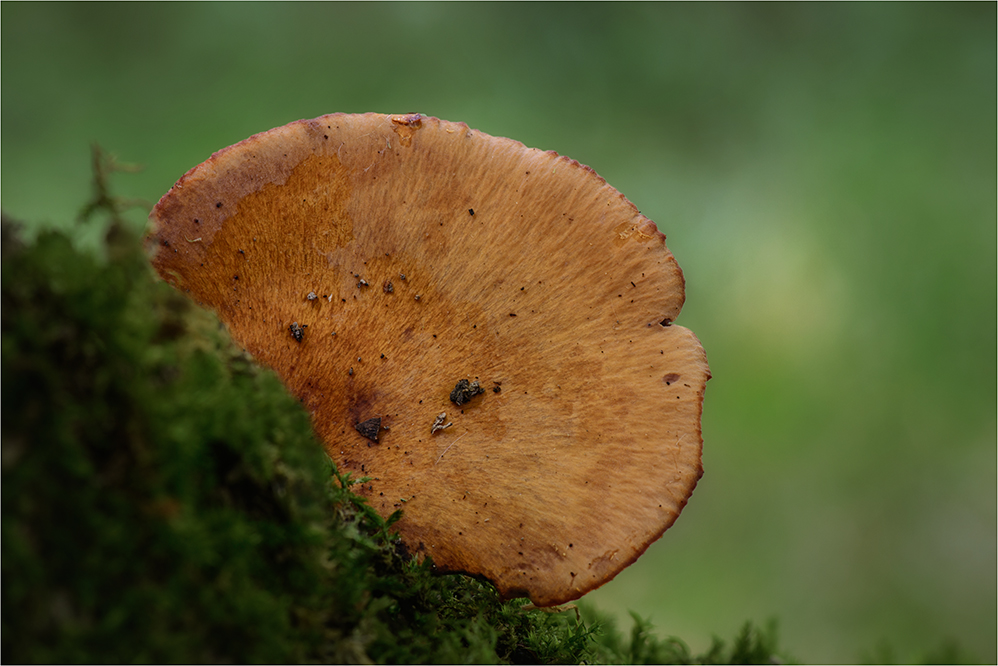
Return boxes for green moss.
[1,158,796,664]
[585,610,793,665]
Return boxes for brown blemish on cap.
[147,113,710,607]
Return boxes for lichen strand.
[148,113,709,606]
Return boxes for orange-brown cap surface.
[148,113,710,606]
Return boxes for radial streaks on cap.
[148,113,710,606]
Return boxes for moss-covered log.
[0,161,792,663]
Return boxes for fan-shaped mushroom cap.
[148,113,709,606]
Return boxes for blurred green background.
[2,3,994,662]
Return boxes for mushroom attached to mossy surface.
[147,112,710,607]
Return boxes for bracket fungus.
[147,113,710,607]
